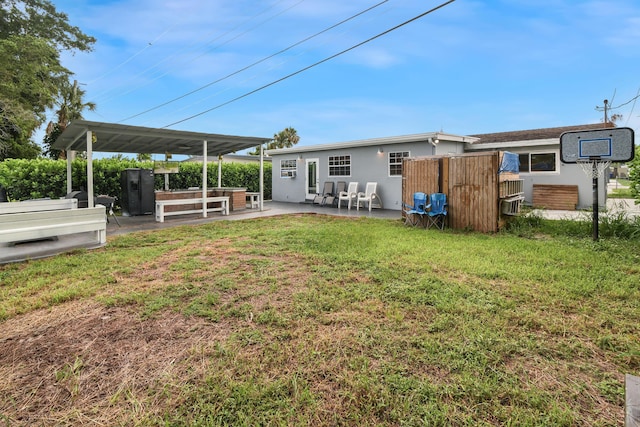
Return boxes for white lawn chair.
[338,181,358,210]
[356,182,383,212]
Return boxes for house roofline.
[469,123,614,144]
[266,132,479,155]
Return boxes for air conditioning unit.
[281,170,297,178]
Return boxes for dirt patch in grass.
[0,237,319,425]
[0,301,237,425]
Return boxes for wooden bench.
[0,206,106,245]
[155,196,229,223]
[0,198,77,214]
[532,184,579,210]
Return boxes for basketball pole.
[591,158,599,241]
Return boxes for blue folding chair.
[425,193,447,230]
[402,192,428,226]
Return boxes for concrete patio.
[0,201,400,264]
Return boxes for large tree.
[0,0,95,160]
[0,0,95,50]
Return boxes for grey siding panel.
[271,141,438,210]
[270,155,305,203]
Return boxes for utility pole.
[603,99,609,123]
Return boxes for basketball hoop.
[560,127,635,241]
[576,158,611,179]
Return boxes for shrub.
[0,158,271,203]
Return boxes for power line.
[91,0,302,105]
[86,22,181,86]
[596,90,640,111]
[119,0,390,123]
[162,0,456,129]
[610,92,640,110]
[625,88,640,126]
[142,3,394,127]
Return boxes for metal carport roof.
[52,120,271,211]
[53,120,270,156]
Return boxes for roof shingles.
[470,123,614,144]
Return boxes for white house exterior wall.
[271,140,440,210]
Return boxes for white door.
[305,158,319,200]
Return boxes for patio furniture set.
[313,181,383,212]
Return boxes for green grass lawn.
[609,188,635,199]
[1,214,639,426]
[608,179,635,199]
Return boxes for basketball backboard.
[560,127,635,163]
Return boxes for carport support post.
[217,155,222,187]
[260,144,264,211]
[66,152,73,194]
[86,130,94,208]
[202,140,207,218]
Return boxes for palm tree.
[43,79,96,159]
[249,127,300,155]
[269,127,300,150]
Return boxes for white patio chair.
[356,182,383,212]
[338,181,358,210]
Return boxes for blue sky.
[49,0,640,152]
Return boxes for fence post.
[626,374,640,426]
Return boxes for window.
[389,151,410,176]
[329,155,351,176]
[280,159,297,178]
[530,153,556,172]
[518,152,557,173]
[518,154,529,173]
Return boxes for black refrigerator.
[120,168,155,216]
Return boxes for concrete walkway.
[107,201,400,236]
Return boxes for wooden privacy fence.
[402,152,522,233]
[402,157,440,197]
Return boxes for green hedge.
[0,158,272,205]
